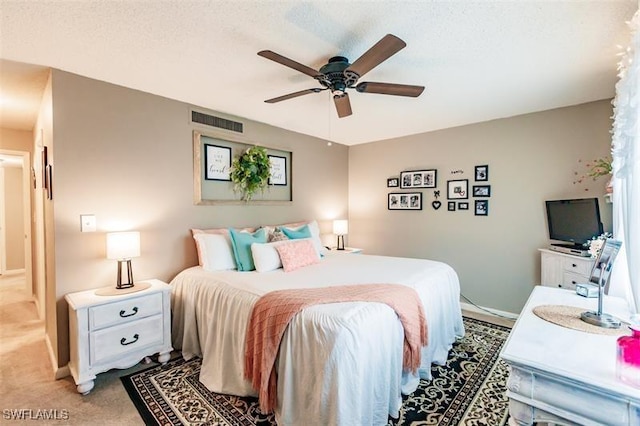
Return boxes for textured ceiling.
[0,1,637,145]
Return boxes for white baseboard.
[461,302,519,320]
[45,333,70,380]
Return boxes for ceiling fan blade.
[356,82,425,97]
[265,88,324,103]
[334,93,352,118]
[345,34,406,78]
[258,50,320,78]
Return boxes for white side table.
[500,286,639,425]
[65,279,172,394]
[328,247,363,254]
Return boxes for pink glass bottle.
[617,318,640,389]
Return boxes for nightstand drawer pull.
[119,307,138,318]
[120,334,139,346]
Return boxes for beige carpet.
[0,273,514,425]
[0,273,147,425]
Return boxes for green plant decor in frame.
[230,145,271,201]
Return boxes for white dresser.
[65,279,172,394]
[539,248,595,290]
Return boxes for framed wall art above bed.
[193,131,292,205]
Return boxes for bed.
[171,243,464,426]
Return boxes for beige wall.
[4,166,25,270]
[348,100,613,314]
[47,70,349,368]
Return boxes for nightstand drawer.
[89,292,162,330]
[562,271,587,289]
[561,257,592,276]
[89,314,164,365]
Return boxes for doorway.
[0,150,33,298]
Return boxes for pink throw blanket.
[244,284,428,413]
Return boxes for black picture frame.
[387,177,399,187]
[475,200,489,216]
[204,144,231,181]
[475,165,489,181]
[268,155,287,186]
[447,179,469,200]
[458,202,469,210]
[472,185,491,197]
[400,169,437,189]
[388,192,422,210]
[448,201,456,211]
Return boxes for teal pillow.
[280,224,312,240]
[228,228,267,271]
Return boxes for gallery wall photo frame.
[388,192,422,210]
[447,179,468,200]
[400,169,437,189]
[204,144,232,181]
[472,185,491,197]
[458,202,469,210]
[268,155,287,186]
[475,165,489,181]
[387,177,399,187]
[475,200,489,216]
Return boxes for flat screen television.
[545,197,603,248]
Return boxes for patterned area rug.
[121,316,511,426]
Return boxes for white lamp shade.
[333,220,348,236]
[106,231,140,260]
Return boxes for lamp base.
[337,235,345,251]
[580,311,621,329]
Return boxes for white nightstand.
[329,247,363,254]
[65,279,172,394]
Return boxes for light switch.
[80,215,96,233]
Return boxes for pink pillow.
[275,240,320,272]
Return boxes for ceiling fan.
[258,34,425,118]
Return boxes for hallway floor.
[0,273,145,424]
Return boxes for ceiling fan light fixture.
[258,34,424,117]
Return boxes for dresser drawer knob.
[119,307,138,318]
[120,334,139,346]
[571,263,577,268]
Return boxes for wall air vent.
[191,111,243,133]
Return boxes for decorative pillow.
[279,220,327,256]
[280,224,312,240]
[275,239,321,272]
[228,228,267,271]
[268,228,289,242]
[193,233,237,271]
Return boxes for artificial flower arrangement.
[573,156,612,186]
[230,146,271,201]
[588,232,613,258]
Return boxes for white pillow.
[193,233,236,271]
[251,238,321,273]
[251,241,285,273]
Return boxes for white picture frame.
[268,155,287,186]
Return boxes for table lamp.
[106,231,140,290]
[333,220,348,250]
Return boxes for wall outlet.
[80,215,96,232]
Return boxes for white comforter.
[171,253,464,426]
